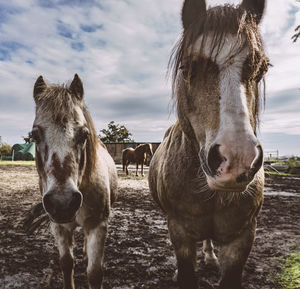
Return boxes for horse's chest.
[171,196,260,242]
[212,201,261,242]
[169,197,215,239]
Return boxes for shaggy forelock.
[34,83,82,124]
[169,5,268,92]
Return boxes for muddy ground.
[0,165,299,289]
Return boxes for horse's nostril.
[252,145,263,170]
[249,144,264,178]
[43,192,57,216]
[69,191,82,212]
[207,143,224,176]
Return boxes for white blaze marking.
[193,33,253,137]
[35,102,87,194]
[218,64,253,136]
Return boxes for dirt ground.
[0,165,299,289]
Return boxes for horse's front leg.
[141,161,144,177]
[135,162,139,176]
[125,161,129,175]
[218,224,256,289]
[85,221,108,289]
[51,222,75,289]
[168,218,197,289]
[203,239,219,267]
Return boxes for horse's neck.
[135,145,145,154]
[81,141,100,187]
[169,123,199,161]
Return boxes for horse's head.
[172,0,268,192]
[32,74,93,223]
[146,143,153,157]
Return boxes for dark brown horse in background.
[149,0,268,288]
[122,143,153,176]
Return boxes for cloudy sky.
[0,0,300,156]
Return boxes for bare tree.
[292,25,300,42]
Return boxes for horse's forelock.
[35,83,83,125]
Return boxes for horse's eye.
[181,61,197,81]
[31,128,41,144]
[77,128,89,145]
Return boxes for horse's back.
[122,147,135,162]
[122,147,135,153]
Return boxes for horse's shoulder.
[163,125,175,139]
[151,123,196,178]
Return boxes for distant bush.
[269,157,300,175]
[0,142,12,156]
[286,158,300,174]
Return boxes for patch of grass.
[0,160,35,166]
[274,248,300,289]
[264,171,300,177]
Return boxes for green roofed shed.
[11,142,35,160]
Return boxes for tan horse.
[122,143,153,176]
[149,1,268,289]
[31,74,117,289]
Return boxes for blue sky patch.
[97,39,106,47]
[0,41,25,61]
[0,4,22,24]
[286,5,299,29]
[80,24,104,33]
[71,42,84,51]
[38,0,103,9]
[57,21,76,39]
[0,48,10,61]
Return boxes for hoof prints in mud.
[0,166,300,288]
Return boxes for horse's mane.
[82,107,100,178]
[35,83,99,176]
[169,4,269,127]
[135,143,150,153]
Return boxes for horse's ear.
[69,74,84,101]
[33,76,47,102]
[240,0,266,24]
[182,0,206,31]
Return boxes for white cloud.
[0,0,300,156]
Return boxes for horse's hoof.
[172,269,178,282]
[205,255,219,269]
[142,174,145,177]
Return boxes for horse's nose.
[206,141,263,191]
[43,189,83,223]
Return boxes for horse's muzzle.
[42,189,83,223]
[202,142,263,192]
